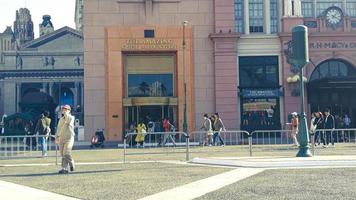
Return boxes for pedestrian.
[213,113,225,146]
[55,105,75,174]
[200,114,213,146]
[310,112,323,146]
[135,120,146,147]
[323,108,335,147]
[162,118,176,146]
[291,112,299,146]
[34,111,51,157]
[343,114,351,141]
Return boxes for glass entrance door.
[124,105,178,131]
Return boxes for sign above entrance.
[122,39,177,50]
[241,89,282,98]
[309,42,356,49]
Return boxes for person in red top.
[162,117,176,146]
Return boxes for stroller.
[90,129,105,148]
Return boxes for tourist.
[135,120,146,147]
[323,108,335,147]
[34,111,51,157]
[291,112,299,146]
[200,114,213,146]
[55,105,75,174]
[212,113,225,146]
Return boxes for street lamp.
[182,21,188,134]
[291,25,312,157]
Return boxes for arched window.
[310,59,356,81]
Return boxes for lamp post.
[182,21,188,134]
[291,25,312,157]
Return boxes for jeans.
[39,136,47,155]
[213,132,224,145]
[325,131,335,146]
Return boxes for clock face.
[326,8,342,25]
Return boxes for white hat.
[291,112,297,115]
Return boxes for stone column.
[264,0,271,34]
[74,82,80,108]
[211,33,240,130]
[15,83,20,112]
[49,82,54,97]
[244,0,250,35]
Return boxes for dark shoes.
[58,169,69,174]
[70,166,75,172]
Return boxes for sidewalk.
[0,180,80,200]
[191,155,356,169]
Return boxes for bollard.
[249,134,252,157]
[185,134,190,161]
[123,138,127,163]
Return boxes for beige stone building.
[84,0,215,141]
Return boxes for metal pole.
[182,21,188,135]
[296,67,312,157]
[249,133,252,157]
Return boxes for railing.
[250,130,294,145]
[123,131,189,163]
[0,135,58,164]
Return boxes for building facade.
[83,0,356,141]
[0,13,84,130]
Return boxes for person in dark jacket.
[323,108,335,147]
[34,111,51,157]
[311,112,323,146]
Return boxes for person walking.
[55,105,75,174]
[34,111,51,157]
[162,118,176,146]
[213,113,225,146]
[311,112,323,146]
[200,114,213,146]
[323,108,335,147]
[291,112,299,146]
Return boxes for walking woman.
[291,112,299,146]
[213,113,225,146]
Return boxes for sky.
[0,0,76,38]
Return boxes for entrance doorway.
[307,59,356,128]
[124,105,178,130]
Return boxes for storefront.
[238,56,282,131]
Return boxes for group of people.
[28,105,76,174]
[291,108,348,148]
[309,108,348,147]
[200,113,226,147]
[127,117,177,147]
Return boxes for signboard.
[241,89,282,98]
[122,39,177,50]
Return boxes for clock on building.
[326,7,343,27]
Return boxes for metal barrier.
[123,131,189,163]
[0,135,58,164]
[250,130,294,145]
[189,130,251,156]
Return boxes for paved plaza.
[1,150,356,200]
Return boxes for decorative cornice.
[0,69,84,79]
[209,33,240,40]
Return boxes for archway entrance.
[307,59,356,128]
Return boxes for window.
[270,0,278,33]
[239,56,279,87]
[125,55,175,98]
[144,30,155,38]
[310,59,356,81]
[301,0,314,17]
[347,0,356,17]
[234,0,244,33]
[249,0,264,33]
[128,74,173,97]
